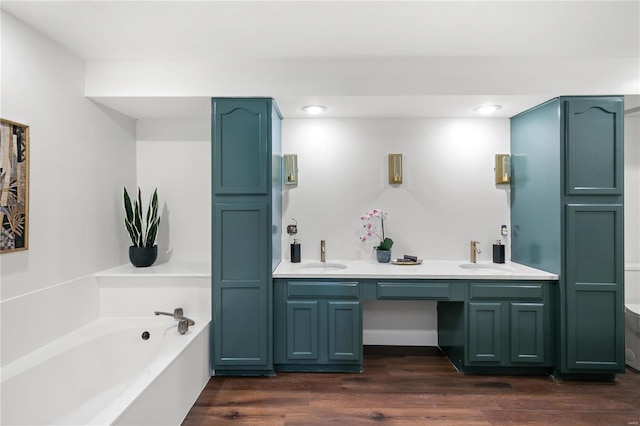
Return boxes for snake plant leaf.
[124,218,140,245]
[137,189,143,235]
[123,187,134,223]
[133,202,142,246]
[146,189,158,226]
[145,217,160,247]
[123,187,161,248]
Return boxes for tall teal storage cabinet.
[212,98,282,375]
[511,96,625,379]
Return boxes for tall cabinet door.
[213,99,269,195]
[213,202,270,368]
[564,204,624,371]
[565,98,624,195]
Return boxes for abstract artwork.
[0,118,29,253]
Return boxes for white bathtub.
[1,316,210,425]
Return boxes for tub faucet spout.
[154,308,195,334]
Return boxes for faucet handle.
[174,308,184,317]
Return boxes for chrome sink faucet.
[154,308,195,334]
[470,241,481,263]
[321,240,326,262]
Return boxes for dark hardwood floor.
[182,347,640,425]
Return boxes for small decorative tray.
[391,259,423,265]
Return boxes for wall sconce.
[283,154,298,185]
[388,154,403,184]
[495,154,510,184]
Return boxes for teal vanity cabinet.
[212,98,282,375]
[438,281,555,374]
[511,96,625,379]
[273,279,362,372]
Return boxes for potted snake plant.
[123,187,160,267]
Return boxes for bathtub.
[1,316,210,425]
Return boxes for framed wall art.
[0,118,29,253]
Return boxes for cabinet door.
[327,301,361,361]
[565,204,624,371]
[212,202,270,369]
[214,284,269,366]
[212,99,269,195]
[468,302,502,363]
[565,98,623,195]
[510,303,545,364]
[286,301,319,361]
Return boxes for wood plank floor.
[182,346,640,425]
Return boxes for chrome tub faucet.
[321,240,326,262]
[154,308,195,334]
[470,241,481,263]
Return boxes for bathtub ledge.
[95,261,211,282]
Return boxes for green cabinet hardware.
[511,96,625,379]
[212,98,282,376]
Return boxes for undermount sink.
[459,263,514,273]
[300,262,347,270]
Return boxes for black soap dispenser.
[492,240,505,264]
[290,239,301,263]
[287,219,301,263]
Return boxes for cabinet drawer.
[377,282,450,300]
[469,283,543,300]
[287,281,359,299]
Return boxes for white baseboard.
[363,329,438,346]
[626,262,640,271]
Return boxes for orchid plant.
[359,209,393,250]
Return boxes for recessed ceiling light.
[473,105,502,114]
[302,105,327,115]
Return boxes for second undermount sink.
[459,263,514,273]
[300,262,347,271]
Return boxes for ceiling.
[2,1,639,119]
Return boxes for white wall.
[625,114,640,305]
[282,118,511,345]
[281,118,511,261]
[0,12,137,365]
[136,119,211,260]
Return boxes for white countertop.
[273,260,558,280]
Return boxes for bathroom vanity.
[211,96,626,380]
[273,260,557,375]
